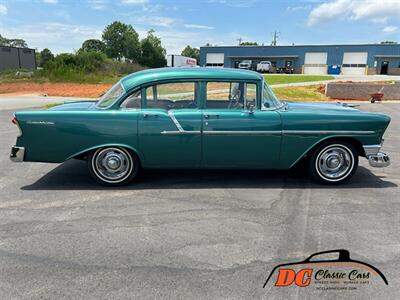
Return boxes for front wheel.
[308,142,358,184]
[88,147,140,186]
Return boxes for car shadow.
[21,160,397,191]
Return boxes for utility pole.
[237,37,242,46]
[271,30,279,46]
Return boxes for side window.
[120,89,141,109]
[145,82,197,110]
[206,81,257,110]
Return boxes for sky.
[0,0,399,54]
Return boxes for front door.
[138,81,201,167]
[202,81,281,168]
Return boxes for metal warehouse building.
[199,44,400,75]
[0,46,36,71]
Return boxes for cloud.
[42,0,58,4]
[121,0,148,4]
[87,0,108,10]
[184,24,214,30]
[286,5,311,13]
[307,0,400,26]
[134,16,177,27]
[208,0,258,8]
[0,4,7,15]
[383,26,398,34]
[2,22,102,53]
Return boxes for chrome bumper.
[368,152,390,168]
[10,146,25,162]
[363,144,390,168]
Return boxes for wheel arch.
[67,143,144,166]
[289,136,365,169]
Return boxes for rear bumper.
[363,144,390,168]
[10,146,25,162]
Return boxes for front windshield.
[97,82,125,108]
[262,81,282,109]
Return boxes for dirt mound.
[0,82,112,98]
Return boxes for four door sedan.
[10,68,390,186]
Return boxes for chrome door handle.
[143,113,158,117]
[204,114,219,119]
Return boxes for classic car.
[10,68,390,186]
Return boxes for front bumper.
[363,144,390,168]
[10,146,25,162]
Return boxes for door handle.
[143,113,159,117]
[204,114,219,119]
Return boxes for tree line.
[1,21,202,72]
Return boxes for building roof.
[121,67,263,91]
[200,43,400,49]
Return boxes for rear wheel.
[88,147,139,186]
[308,141,358,184]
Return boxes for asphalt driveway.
[0,103,399,299]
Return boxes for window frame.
[119,88,142,110]
[203,80,260,111]
[142,80,201,110]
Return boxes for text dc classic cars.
[10,68,390,186]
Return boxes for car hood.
[49,101,97,111]
[285,101,360,113]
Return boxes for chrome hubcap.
[93,148,132,182]
[317,146,353,180]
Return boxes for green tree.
[39,48,54,67]
[240,41,258,46]
[102,21,140,61]
[139,30,167,68]
[0,34,28,47]
[181,45,200,63]
[80,39,105,53]
[380,41,398,44]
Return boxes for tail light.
[12,114,22,137]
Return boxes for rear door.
[138,81,202,167]
[202,81,281,168]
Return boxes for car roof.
[120,67,263,91]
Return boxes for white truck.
[256,61,273,73]
[167,55,197,67]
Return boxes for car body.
[238,60,253,70]
[10,67,391,186]
[256,61,273,73]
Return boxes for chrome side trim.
[168,110,184,132]
[161,130,201,135]
[203,130,281,135]
[10,146,25,162]
[161,111,200,135]
[283,130,375,135]
[363,144,382,156]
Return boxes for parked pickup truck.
[238,60,253,70]
[256,61,273,73]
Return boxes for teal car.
[10,68,390,186]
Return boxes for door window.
[206,81,257,110]
[120,89,141,109]
[145,82,197,110]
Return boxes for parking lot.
[0,103,399,299]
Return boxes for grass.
[272,85,328,101]
[264,74,334,85]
